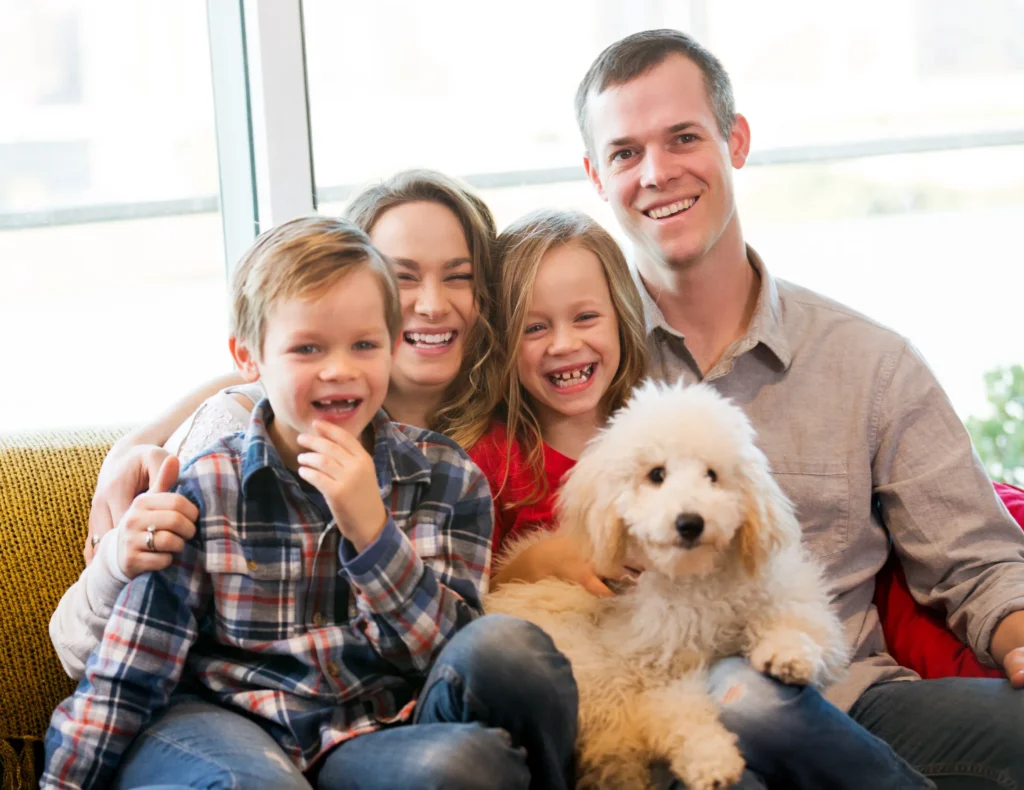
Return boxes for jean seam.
[917,762,1016,790]
[141,730,241,790]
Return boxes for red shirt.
[469,422,577,553]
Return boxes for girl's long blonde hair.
[485,209,648,507]
[345,170,503,449]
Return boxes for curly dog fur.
[485,381,849,790]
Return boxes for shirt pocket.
[204,538,304,643]
[770,459,850,560]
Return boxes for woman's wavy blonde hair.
[486,209,648,508]
[345,170,502,449]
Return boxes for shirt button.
[312,612,326,627]
[246,560,258,572]
[326,661,340,677]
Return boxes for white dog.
[485,380,849,790]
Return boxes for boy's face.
[583,54,749,275]
[233,267,393,467]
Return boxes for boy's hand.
[117,456,199,578]
[297,420,387,553]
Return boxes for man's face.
[583,55,750,276]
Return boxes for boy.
[43,217,577,790]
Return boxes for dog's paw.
[673,733,745,790]
[749,629,824,685]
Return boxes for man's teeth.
[405,331,454,346]
[549,364,594,388]
[314,399,359,412]
[646,197,696,219]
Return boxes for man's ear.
[583,154,608,201]
[228,336,261,382]
[728,113,751,170]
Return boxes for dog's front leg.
[744,551,850,687]
[638,674,745,790]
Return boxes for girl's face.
[516,242,621,427]
[369,201,478,398]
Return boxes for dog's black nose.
[675,513,705,543]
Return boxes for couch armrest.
[0,427,129,749]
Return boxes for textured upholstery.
[0,427,127,789]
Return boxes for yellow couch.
[0,427,128,790]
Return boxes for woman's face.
[369,201,479,399]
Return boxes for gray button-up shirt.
[637,246,1024,710]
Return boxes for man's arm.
[341,466,493,674]
[43,484,209,790]
[873,342,1024,681]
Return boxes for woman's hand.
[86,444,172,563]
[493,535,615,597]
[115,455,199,578]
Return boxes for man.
[577,28,1024,786]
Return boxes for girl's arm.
[84,372,247,561]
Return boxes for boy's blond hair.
[230,216,402,357]
[485,209,649,508]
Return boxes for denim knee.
[436,614,577,717]
[707,656,805,730]
[411,725,525,790]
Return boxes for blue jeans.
[674,657,934,790]
[850,677,1024,789]
[111,614,578,790]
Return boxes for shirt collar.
[240,400,433,498]
[631,244,792,370]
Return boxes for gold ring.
[145,525,156,552]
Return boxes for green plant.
[967,364,1024,486]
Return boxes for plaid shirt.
[43,402,493,790]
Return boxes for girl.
[54,169,504,679]
[468,208,647,593]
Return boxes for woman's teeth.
[646,197,697,219]
[548,364,594,388]
[405,331,455,347]
[314,398,359,413]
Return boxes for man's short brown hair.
[230,216,401,357]
[575,29,736,155]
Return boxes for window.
[305,0,1024,421]
[0,1,226,432]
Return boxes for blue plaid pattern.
[43,402,493,790]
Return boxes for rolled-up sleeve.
[872,342,1024,666]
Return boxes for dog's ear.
[555,452,626,577]
[735,446,800,575]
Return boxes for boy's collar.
[240,399,432,497]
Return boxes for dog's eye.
[647,466,666,485]
[707,468,718,483]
